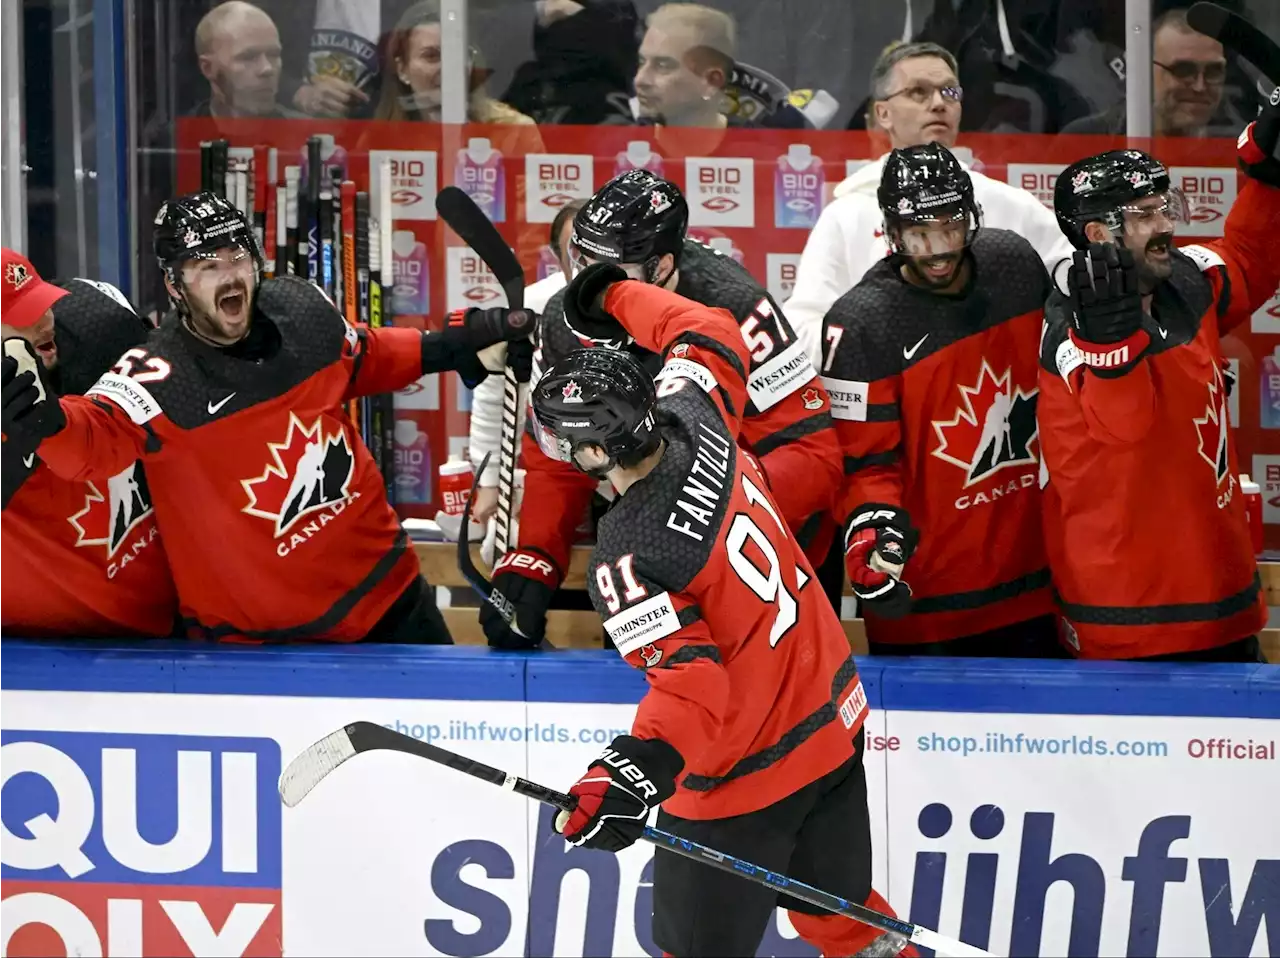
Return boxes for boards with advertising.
[1,642,1276,957]
[174,121,1280,541]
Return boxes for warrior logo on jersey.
[68,461,155,558]
[1194,365,1230,485]
[932,360,1039,487]
[242,412,356,537]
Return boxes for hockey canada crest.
[802,386,824,410]
[932,360,1039,487]
[5,262,31,290]
[1194,364,1230,487]
[242,412,357,538]
[562,380,584,403]
[68,461,156,560]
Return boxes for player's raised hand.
[2,338,65,446]
[555,735,684,852]
[1066,243,1149,375]
[844,504,918,619]
[440,307,536,389]
[563,262,632,348]
[1238,85,1280,187]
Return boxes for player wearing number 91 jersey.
[531,263,911,958]
[484,171,843,652]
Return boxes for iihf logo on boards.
[932,360,1038,486]
[242,412,356,540]
[68,461,155,558]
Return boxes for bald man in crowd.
[191,1,302,119]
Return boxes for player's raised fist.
[2,337,65,446]
[1066,243,1148,375]
[441,307,537,389]
[564,262,632,349]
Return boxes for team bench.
[413,542,1280,663]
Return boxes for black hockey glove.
[480,548,559,650]
[2,338,65,448]
[564,262,631,348]
[1238,85,1280,188]
[1066,244,1149,378]
[429,307,536,389]
[555,735,683,852]
[844,504,918,619]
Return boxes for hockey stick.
[1187,3,1280,86]
[434,185,530,567]
[279,722,991,958]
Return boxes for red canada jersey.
[586,281,867,821]
[35,277,428,642]
[521,238,843,584]
[821,229,1054,644]
[2,455,176,637]
[1038,177,1280,659]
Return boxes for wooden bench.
[416,542,1280,663]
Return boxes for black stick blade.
[435,186,525,310]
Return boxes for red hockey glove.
[480,548,560,651]
[1066,244,1149,378]
[1238,85,1280,188]
[554,735,683,852]
[845,504,918,619]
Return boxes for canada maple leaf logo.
[1194,365,1230,485]
[241,412,356,537]
[932,360,1039,487]
[68,462,154,557]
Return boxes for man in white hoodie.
[786,41,1074,369]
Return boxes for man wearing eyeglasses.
[786,41,1073,374]
[1062,9,1227,137]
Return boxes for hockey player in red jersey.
[0,192,533,644]
[531,262,913,958]
[2,252,177,637]
[1038,92,1280,662]
[483,169,843,650]
[822,144,1058,655]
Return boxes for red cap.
[2,248,68,329]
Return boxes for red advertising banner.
[177,120,1280,544]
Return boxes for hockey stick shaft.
[434,186,526,561]
[279,722,988,958]
[376,159,395,497]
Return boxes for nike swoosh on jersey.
[903,334,929,361]
[23,454,34,469]
[207,393,236,415]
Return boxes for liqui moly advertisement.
[3,685,1275,957]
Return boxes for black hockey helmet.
[571,170,688,282]
[877,143,981,253]
[531,347,660,479]
[153,191,263,288]
[1053,150,1181,249]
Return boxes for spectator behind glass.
[502,0,639,125]
[630,3,736,129]
[373,0,535,126]
[191,1,300,119]
[1062,9,1227,136]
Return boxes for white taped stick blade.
[278,727,358,807]
[3,339,46,402]
[909,925,993,958]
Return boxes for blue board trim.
[2,641,1276,718]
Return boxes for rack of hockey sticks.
[200,138,396,503]
[279,721,992,958]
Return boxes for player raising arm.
[822,144,1057,656]
[531,262,912,958]
[484,170,842,651]
[1,192,533,644]
[1038,94,1280,662]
